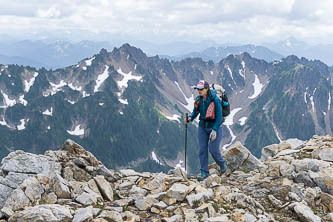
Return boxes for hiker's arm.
[212,97,222,131]
[189,109,198,122]
[188,99,200,122]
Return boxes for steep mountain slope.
[0,44,332,174]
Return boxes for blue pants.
[197,127,225,173]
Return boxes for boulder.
[222,142,267,172]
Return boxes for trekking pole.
[185,113,188,172]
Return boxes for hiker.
[184,80,227,180]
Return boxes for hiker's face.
[198,88,208,96]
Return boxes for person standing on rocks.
[184,80,227,181]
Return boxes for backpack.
[210,84,230,117]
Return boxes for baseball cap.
[194,80,209,90]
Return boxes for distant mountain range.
[0,43,332,174]
[2,38,333,70]
[0,40,114,69]
[265,37,333,66]
[160,44,284,63]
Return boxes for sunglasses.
[197,88,204,91]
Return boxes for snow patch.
[99,102,104,106]
[226,65,234,82]
[310,96,315,113]
[67,124,84,136]
[134,64,137,70]
[82,67,87,70]
[165,114,181,123]
[19,95,28,106]
[304,92,307,104]
[210,71,213,75]
[49,80,67,96]
[17,119,29,131]
[0,117,9,127]
[85,57,95,66]
[94,65,109,92]
[0,90,16,108]
[248,75,264,99]
[82,91,90,98]
[241,61,246,69]
[117,67,142,93]
[24,72,38,92]
[43,107,53,116]
[151,151,162,165]
[119,98,128,105]
[223,107,242,149]
[328,92,331,110]
[174,81,195,113]
[66,99,76,104]
[238,117,247,126]
[68,83,82,91]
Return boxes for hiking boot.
[220,162,227,174]
[197,171,209,181]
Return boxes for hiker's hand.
[209,130,217,142]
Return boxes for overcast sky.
[1,0,333,45]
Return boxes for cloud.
[0,0,333,44]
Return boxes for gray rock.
[135,196,158,211]
[20,177,44,204]
[0,184,14,209]
[166,183,188,201]
[186,189,214,207]
[280,163,295,177]
[8,204,72,222]
[5,172,34,187]
[294,171,316,187]
[73,206,93,222]
[292,202,321,222]
[2,188,31,216]
[75,192,97,205]
[114,198,134,207]
[205,174,222,188]
[286,138,304,149]
[98,210,123,221]
[317,148,333,162]
[153,201,168,209]
[222,142,267,172]
[118,181,133,190]
[42,192,57,204]
[261,144,279,161]
[94,175,113,201]
[162,214,183,222]
[292,159,330,173]
[53,174,71,199]
[0,176,18,189]
[268,195,283,208]
[244,213,257,222]
[1,152,61,177]
[119,169,150,178]
[129,185,147,198]
[205,215,230,222]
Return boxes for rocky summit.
[0,136,333,222]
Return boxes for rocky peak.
[0,135,333,221]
